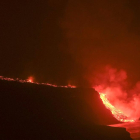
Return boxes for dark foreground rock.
[0,80,132,140]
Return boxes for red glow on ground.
[0,76,76,88]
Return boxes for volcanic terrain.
[0,80,132,140]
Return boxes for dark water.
[109,121,140,140]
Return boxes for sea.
[109,121,140,140]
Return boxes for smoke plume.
[94,65,140,121]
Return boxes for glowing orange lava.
[99,92,135,122]
[0,76,76,88]
[27,77,34,83]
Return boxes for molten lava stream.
[99,93,135,123]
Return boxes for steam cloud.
[94,65,140,121]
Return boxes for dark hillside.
[0,80,132,140]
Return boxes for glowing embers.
[99,93,135,122]
[27,76,34,83]
[0,76,76,88]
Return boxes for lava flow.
[94,66,140,123]
[0,76,76,88]
[99,93,135,122]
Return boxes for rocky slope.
[0,80,132,140]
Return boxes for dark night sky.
[1,0,140,87]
